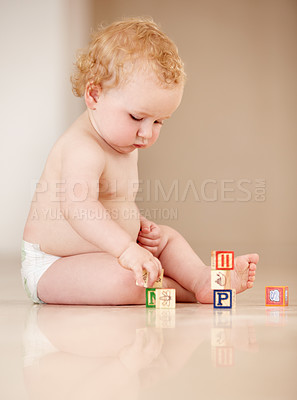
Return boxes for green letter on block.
[146,288,156,308]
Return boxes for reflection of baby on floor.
[22,305,208,399]
[22,305,258,398]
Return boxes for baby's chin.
[111,143,138,154]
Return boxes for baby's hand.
[118,242,162,287]
[137,216,162,257]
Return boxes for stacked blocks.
[211,251,236,309]
[265,286,289,306]
[145,269,176,309]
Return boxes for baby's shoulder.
[57,125,106,174]
[62,121,105,153]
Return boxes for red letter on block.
[214,251,234,270]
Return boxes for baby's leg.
[37,252,195,305]
[155,225,259,303]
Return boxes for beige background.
[0,0,296,303]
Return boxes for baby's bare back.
[23,111,140,256]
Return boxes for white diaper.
[21,240,61,304]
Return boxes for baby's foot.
[232,254,259,294]
[194,253,259,303]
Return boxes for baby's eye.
[154,120,164,125]
[130,114,143,121]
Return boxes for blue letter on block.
[214,290,232,309]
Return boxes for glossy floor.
[1,258,296,400]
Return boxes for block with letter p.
[214,289,235,309]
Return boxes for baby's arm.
[59,139,161,286]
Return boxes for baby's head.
[71,17,186,95]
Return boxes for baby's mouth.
[134,143,147,148]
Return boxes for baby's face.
[88,69,183,153]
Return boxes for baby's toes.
[249,262,257,272]
[247,253,259,265]
[247,268,256,289]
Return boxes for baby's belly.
[23,201,140,257]
[102,199,141,240]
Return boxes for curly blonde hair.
[71,17,186,97]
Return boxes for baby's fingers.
[137,236,161,247]
[154,257,162,275]
[138,229,160,240]
[143,261,159,287]
[134,266,145,287]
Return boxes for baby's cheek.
[149,131,160,145]
[117,129,136,146]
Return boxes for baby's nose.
[138,123,153,139]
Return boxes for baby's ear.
[85,82,101,110]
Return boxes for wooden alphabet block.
[211,251,234,270]
[213,289,236,309]
[156,289,176,309]
[146,288,176,309]
[265,286,289,306]
[232,289,236,308]
[146,288,156,308]
[139,269,164,288]
[211,270,231,290]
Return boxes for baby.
[22,17,258,305]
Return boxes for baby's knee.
[114,271,145,305]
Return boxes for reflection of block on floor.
[155,309,176,328]
[146,288,176,309]
[211,346,234,367]
[211,251,234,270]
[146,309,157,326]
[214,289,236,309]
[211,328,232,347]
[211,270,231,290]
[265,308,288,326]
[213,310,232,327]
[265,286,289,306]
[146,309,176,327]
